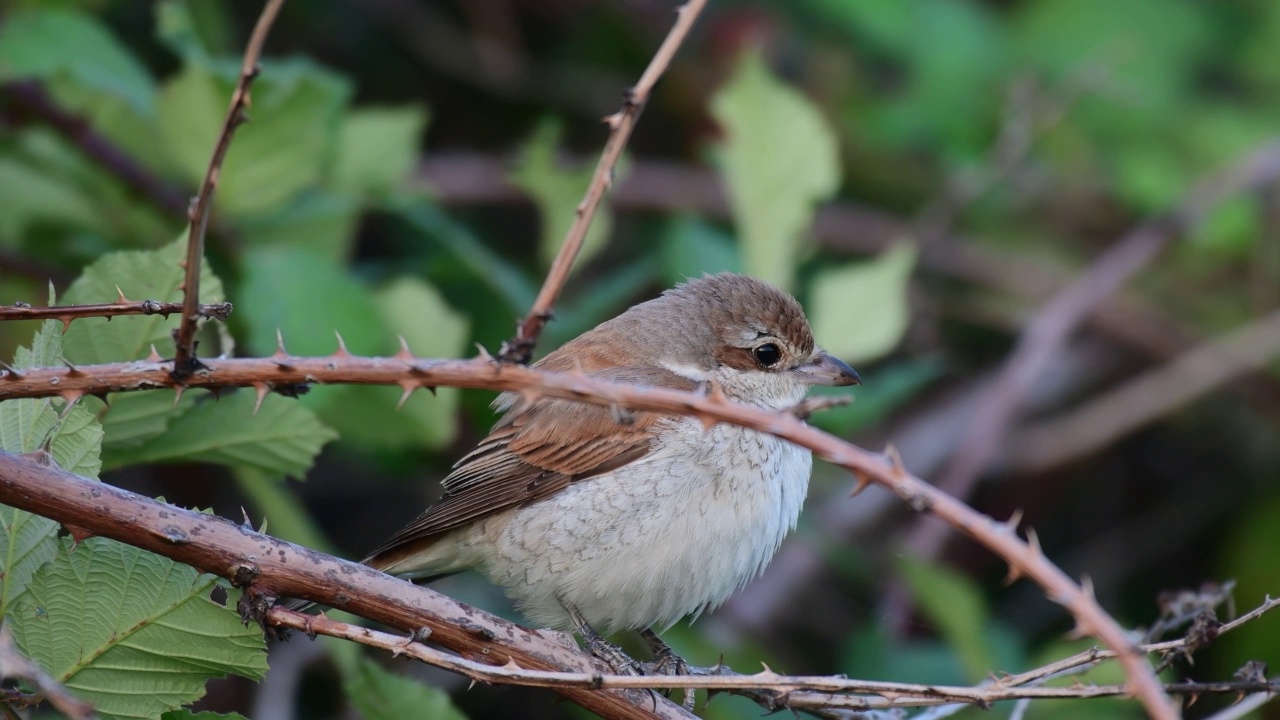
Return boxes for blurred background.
[2,0,1280,718]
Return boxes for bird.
[362,273,860,673]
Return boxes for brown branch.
[0,352,1175,719]
[499,0,708,364]
[265,605,1279,713]
[1007,306,1280,473]
[0,297,232,329]
[905,141,1280,561]
[172,0,285,379]
[0,450,693,720]
[0,624,96,720]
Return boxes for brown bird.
[364,273,859,671]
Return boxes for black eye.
[753,343,782,367]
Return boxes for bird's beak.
[794,351,861,387]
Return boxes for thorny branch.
[0,349,1175,719]
[0,296,232,329]
[500,0,708,364]
[171,0,285,380]
[266,601,1279,713]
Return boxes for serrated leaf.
[100,392,199,459]
[346,657,467,720]
[897,556,993,682]
[13,537,267,720]
[0,9,155,115]
[62,237,226,364]
[809,243,916,364]
[161,711,249,720]
[158,59,350,216]
[330,106,429,195]
[509,118,619,269]
[314,277,468,451]
[710,51,840,290]
[108,391,336,478]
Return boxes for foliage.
[1,0,1279,717]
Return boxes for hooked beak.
[794,351,861,387]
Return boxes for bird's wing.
[362,365,697,566]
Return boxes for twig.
[1008,306,1280,473]
[0,297,232,329]
[0,624,97,720]
[171,0,285,380]
[0,352,1174,719]
[904,141,1280,561]
[264,606,1278,712]
[499,0,708,364]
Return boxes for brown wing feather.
[363,365,696,565]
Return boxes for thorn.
[1080,574,1096,601]
[394,335,414,360]
[115,285,129,303]
[424,386,437,396]
[1003,509,1024,534]
[240,507,254,530]
[208,386,223,401]
[57,391,84,411]
[272,329,295,370]
[61,318,72,333]
[146,344,164,362]
[173,385,186,407]
[697,412,719,431]
[475,343,495,362]
[91,392,110,407]
[396,381,416,411]
[1026,527,1043,557]
[333,331,351,357]
[849,472,871,497]
[0,360,24,380]
[61,358,82,376]
[703,378,729,405]
[1003,563,1026,587]
[884,443,905,473]
[64,523,95,546]
[274,328,288,356]
[252,382,270,415]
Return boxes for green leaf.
[316,277,467,451]
[240,189,363,263]
[509,118,618,269]
[710,51,840,290]
[62,237,227,364]
[161,711,250,720]
[159,59,351,216]
[12,537,268,720]
[808,243,916,364]
[346,657,467,720]
[896,556,994,682]
[238,245,388,357]
[330,106,429,195]
[658,215,743,286]
[108,391,336,478]
[0,9,155,115]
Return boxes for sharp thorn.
[396,382,415,411]
[252,382,270,415]
[333,331,350,357]
[395,335,414,360]
[115,285,129,303]
[146,344,164,362]
[173,385,186,407]
[849,473,871,497]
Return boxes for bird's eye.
[753,343,782,367]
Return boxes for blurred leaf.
[897,556,994,682]
[0,155,103,239]
[0,9,155,114]
[109,391,336,477]
[234,467,333,553]
[808,356,943,436]
[346,657,468,720]
[159,59,350,216]
[240,189,362,263]
[12,537,267,720]
[154,0,232,64]
[162,711,249,720]
[331,105,429,195]
[808,243,916,364]
[658,214,743,286]
[510,118,617,269]
[799,0,913,53]
[1219,493,1280,674]
[389,196,536,314]
[842,624,968,685]
[1014,0,1210,121]
[238,245,388,357]
[711,50,840,290]
[315,277,469,451]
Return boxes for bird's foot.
[641,628,696,710]
[565,603,644,675]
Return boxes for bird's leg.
[564,604,643,676]
[640,628,697,710]
[639,628,690,676]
